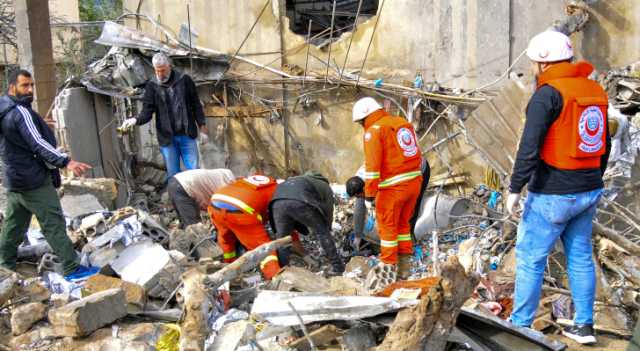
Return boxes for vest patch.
[578,106,605,153]
[396,127,418,157]
[244,175,271,187]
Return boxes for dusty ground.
[549,333,630,351]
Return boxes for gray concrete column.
[14,0,57,117]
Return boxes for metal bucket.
[414,194,472,241]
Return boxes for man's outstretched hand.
[67,160,92,177]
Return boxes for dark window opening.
[286,0,379,45]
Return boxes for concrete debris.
[60,194,106,218]
[84,274,146,313]
[48,288,127,337]
[365,262,398,293]
[37,253,63,275]
[62,177,118,210]
[208,320,256,351]
[251,290,418,326]
[170,222,222,260]
[289,324,342,351]
[0,268,19,306]
[11,302,47,335]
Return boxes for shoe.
[64,265,100,281]
[562,324,596,345]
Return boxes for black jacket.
[269,171,335,226]
[0,95,68,191]
[135,70,206,146]
[509,85,611,195]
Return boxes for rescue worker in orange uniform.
[352,97,423,279]
[506,31,610,345]
[208,175,281,279]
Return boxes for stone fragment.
[60,194,106,218]
[11,302,47,335]
[209,320,255,351]
[84,274,146,313]
[20,278,51,303]
[10,326,57,350]
[0,268,19,306]
[48,288,127,337]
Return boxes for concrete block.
[38,253,63,275]
[79,212,108,238]
[11,302,47,335]
[48,288,127,337]
[109,241,181,299]
[85,274,146,313]
[61,194,106,218]
[365,263,397,293]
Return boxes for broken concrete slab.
[108,240,170,290]
[48,288,127,337]
[208,320,255,351]
[61,194,106,218]
[0,268,19,306]
[84,274,146,313]
[11,302,47,335]
[170,222,222,260]
[251,290,418,326]
[62,177,118,210]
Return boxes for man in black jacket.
[269,171,344,275]
[0,69,96,279]
[120,53,208,178]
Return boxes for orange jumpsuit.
[363,110,423,264]
[208,175,280,279]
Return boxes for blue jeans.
[510,188,603,327]
[159,135,199,179]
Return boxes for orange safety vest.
[363,110,422,197]
[211,175,277,221]
[537,61,608,170]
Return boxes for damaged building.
[2,0,640,350]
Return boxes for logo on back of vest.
[244,175,271,186]
[578,106,605,153]
[396,127,418,157]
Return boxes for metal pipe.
[324,0,338,88]
[338,0,363,84]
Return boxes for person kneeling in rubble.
[352,97,423,280]
[0,69,97,280]
[208,175,282,279]
[269,171,344,275]
[506,31,610,345]
[168,168,235,228]
[346,159,430,254]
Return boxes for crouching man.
[208,175,281,279]
[269,171,344,275]
[168,168,234,228]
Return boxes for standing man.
[167,168,235,228]
[269,171,344,275]
[352,97,423,280]
[208,175,281,280]
[507,31,610,345]
[0,69,97,279]
[120,53,208,178]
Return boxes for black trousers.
[271,199,344,271]
[167,177,201,228]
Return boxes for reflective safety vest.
[210,175,277,221]
[537,61,608,170]
[362,110,422,197]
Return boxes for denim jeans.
[510,188,603,327]
[160,135,199,179]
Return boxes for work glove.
[120,118,137,130]
[199,132,209,145]
[506,192,521,216]
[365,197,375,210]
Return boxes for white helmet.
[352,97,382,122]
[526,31,574,63]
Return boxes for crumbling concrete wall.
[123,0,640,183]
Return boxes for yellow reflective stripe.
[380,239,398,247]
[379,171,422,188]
[223,251,236,259]
[211,194,262,222]
[260,255,279,269]
[397,234,412,241]
[364,172,380,180]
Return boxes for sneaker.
[562,324,596,345]
[64,265,100,281]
